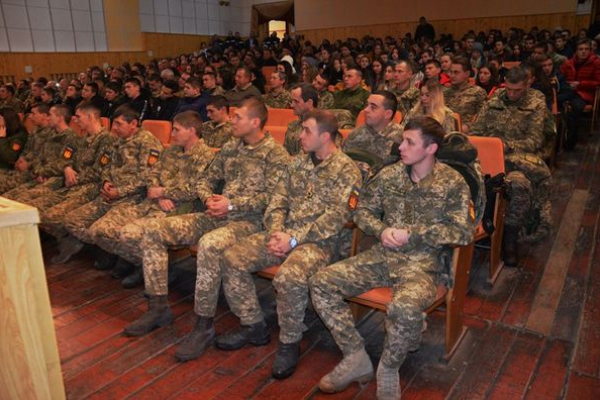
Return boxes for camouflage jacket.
[196,133,289,221]
[318,90,335,110]
[30,127,82,178]
[0,129,27,169]
[333,86,370,119]
[471,88,546,156]
[284,119,303,156]
[342,121,403,161]
[264,149,361,246]
[102,129,163,198]
[444,83,487,126]
[201,120,233,148]
[75,128,116,185]
[226,84,263,107]
[391,86,420,117]
[329,109,356,129]
[355,161,474,256]
[148,140,214,205]
[263,89,293,109]
[0,97,24,113]
[21,126,53,163]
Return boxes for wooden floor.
[45,131,600,400]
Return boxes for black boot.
[503,225,520,267]
[215,320,270,350]
[123,295,173,336]
[175,315,216,362]
[111,258,135,279]
[93,247,118,271]
[272,340,301,379]
[122,267,144,289]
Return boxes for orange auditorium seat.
[142,120,172,146]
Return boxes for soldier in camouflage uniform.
[312,73,334,110]
[391,61,420,117]
[471,66,552,265]
[88,111,214,286]
[263,71,293,109]
[310,116,474,399]
[333,67,370,119]
[53,105,163,263]
[0,104,52,193]
[443,56,487,132]
[32,103,114,248]
[201,95,233,148]
[123,98,289,338]
[174,110,361,376]
[3,104,81,202]
[0,85,24,113]
[342,91,402,169]
[202,71,225,97]
[284,83,318,155]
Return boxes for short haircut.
[398,60,416,74]
[42,87,56,97]
[203,71,217,79]
[51,104,72,124]
[371,90,398,119]
[162,79,179,92]
[236,65,252,79]
[505,66,529,84]
[207,95,229,112]
[147,74,162,83]
[69,82,82,91]
[577,38,592,48]
[31,103,51,115]
[125,77,141,87]
[303,109,339,142]
[317,73,330,84]
[240,97,267,129]
[403,116,445,150]
[173,110,203,137]
[113,104,140,124]
[425,59,441,69]
[75,100,101,119]
[84,82,99,95]
[105,81,121,93]
[32,82,44,90]
[451,56,472,73]
[2,85,15,96]
[346,66,363,78]
[186,77,202,90]
[290,83,318,106]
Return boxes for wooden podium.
[0,197,65,400]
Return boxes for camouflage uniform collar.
[239,131,272,150]
[234,83,254,92]
[123,128,143,142]
[303,147,341,170]
[210,119,230,129]
[454,81,471,90]
[344,86,365,94]
[404,161,439,186]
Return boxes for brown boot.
[124,295,173,336]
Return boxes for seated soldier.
[122,98,288,337]
[87,111,214,288]
[342,90,402,166]
[263,71,293,109]
[175,110,361,382]
[226,66,263,107]
[391,60,420,116]
[202,71,225,97]
[309,116,474,399]
[80,82,107,116]
[201,95,233,148]
[53,105,163,264]
[470,66,552,265]
[284,83,318,155]
[0,85,24,113]
[3,104,81,202]
[444,56,487,133]
[333,66,370,119]
[312,73,334,109]
[0,107,27,170]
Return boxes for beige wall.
[295,0,578,31]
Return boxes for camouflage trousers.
[218,232,333,344]
[2,176,63,204]
[142,212,260,296]
[0,170,29,194]
[39,183,99,239]
[64,195,140,244]
[89,200,169,266]
[309,244,438,369]
[506,170,552,239]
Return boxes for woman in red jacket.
[560,38,600,149]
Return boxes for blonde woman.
[401,80,456,133]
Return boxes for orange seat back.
[266,108,295,126]
[355,110,402,127]
[468,136,505,176]
[69,119,83,136]
[339,128,352,140]
[502,61,521,69]
[141,120,172,146]
[265,125,287,145]
[261,66,276,80]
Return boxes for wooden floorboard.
[29,130,600,399]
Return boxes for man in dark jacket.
[174,77,209,121]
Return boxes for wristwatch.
[289,236,298,249]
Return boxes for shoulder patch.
[99,151,111,167]
[148,149,160,166]
[348,185,361,210]
[12,142,21,152]
[62,146,75,159]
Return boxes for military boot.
[319,347,373,393]
[111,257,135,279]
[122,267,144,289]
[272,340,301,379]
[503,225,520,267]
[123,295,173,337]
[174,315,216,362]
[376,360,401,400]
[93,247,118,271]
[215,320,270,350]
[51,235,85,264]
